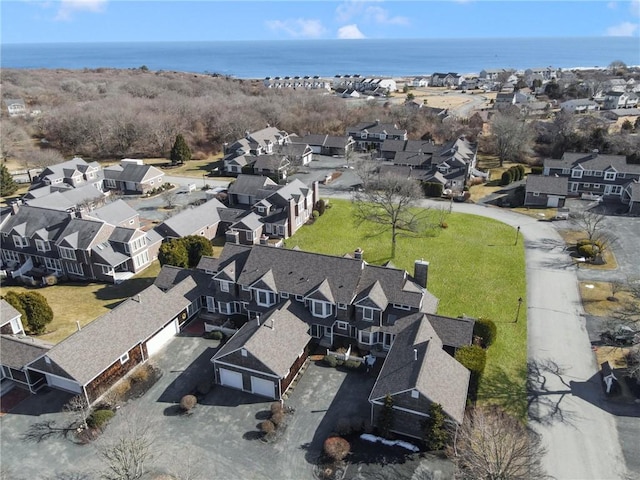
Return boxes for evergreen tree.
[377,394,395,438]
[423,403,449,451]
[0,164,18,197]
[158,239,189,268]
[182,235,214,268]
[170,134,192,165]
[18,292,53,335]
[2,291,27,322]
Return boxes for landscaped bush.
[423,182,444,198]
[576,239,593,248]
[312,210,319,219]
[578,244,598,259]
[130,366,149,383]
[500,171,512,186]
[180,394,197,412]
[516,164,525,179]
[316,199,326,216]
[455,345,487,375]
[270,402,283,415]
[270,411,285,427]
[205,330,224,340]
[112,378,131,398]
[323,436,351,462]
[260,420,275,434]
[323,355,338,368]
[87,409,114,429]
[473,318,497,348]
[343,359,362,370]
[530,166,543,175]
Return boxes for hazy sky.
[2,0,640,44]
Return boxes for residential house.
[27,280,198,403]
[3,98,27,117]
[33,158,103,190]
[543,152,640,201]
[1,299,25,336]
[195,243,471,433]
[411,77,429,88]
[603,91,639,110]
[430,73,463,88]
[479,69,512,81]
[0,204,162,285]
[263,76,331,90]
[155,198,227,241]
[228,175,279,206]
[347,120,407,151]
[600,108,640,133]
[524,67,558,82]
[603,78,628,93]
[252,154,291,181]
[524,175,569,207]
[223,127,292,176]
[23,184,108,213]
[86,199,140,229]
[103,161,165,194]
[290,134,355,157]
[560,99,600,114]
[276,142,314,166]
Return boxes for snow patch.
[360,433,420,452]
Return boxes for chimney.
[260,234,269,246]
[375,119,380,125]
[354,248,363,260]
[270,318,275,330]
[76,321,82,332]
[414,259,429,288]
[312,181,320,207]
[10,201,20,215]
[256,314,260,326]
[414,348,418,361]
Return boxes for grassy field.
[285,199,527,418]
[144,154,233,182]
[2,261,162,344]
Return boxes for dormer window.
[35,239,50,252]
[255,289,276,307]
[411,389,419,399]
[13,235,28,248]
[219,280,230,292]
[59,246,76,260]
[604,171,616,181]
[311,300,331,318]
[571,169,583,178]
[361,307,374,321]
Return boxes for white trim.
[214,359,280,378]
[119,352,129,364]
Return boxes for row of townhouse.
[377,136,480,192]
[332,75,397,93]
[263,76,331,90]
[346,120,408,151]
[0,200,162,285]
[1,242,474,439]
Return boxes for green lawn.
[2,261,162,345]
[286,199,527,418]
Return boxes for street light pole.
[514,226,521,245]
[515,297,523,323]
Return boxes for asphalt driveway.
[0,333,453,479]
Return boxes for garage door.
[547,196,560,208]
[219,368,243,390]
[251,376,275,399]
[146,319,179,357]
[46,374,82,394]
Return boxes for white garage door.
[146,319,179,357]
[251,376,275,399]
[46,374,82,394]
[219,368,243,390]
[547,196,560,208]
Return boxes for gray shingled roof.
[231,212,263,231]
[212,300,311,378]
[158,198,224,238]
[369,317,469,424]
[196,255,220,272]
[57,218,111,250]
[29,283,192,385]
[1,335,51,370]
[88,200,138,226]
[118,164,164,183]
[0,206,70,239]
[154,265,212,301]
[426,314,474,348]
[526,175,569,196]
[91,243,129,267]
[544,152,640,174]
[1,300,22,327]
[228,175,277,197]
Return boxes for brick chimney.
[354,248,363,260]
[414,259,429,288]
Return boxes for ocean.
[2,37,638,78]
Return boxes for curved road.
[322,190,629,479]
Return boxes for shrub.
[500,171,512,186]
[112,378,131,398]
[422,403,449,451]
[530,166,543,175]
[517,164,525,179]
[180,394,197,412]
[423,182,444,198]
[316,199,326,216]
[205,330,224,340]
[440,222,448,229]
[260,420,275,434]
[312,210,319,219]
[578,244,597,259]
[576,239,593,248]
[324,436,351,462]
[335,417,352,436]
[343,359,362,370]
[323,355,338,368]
[271,411,285,427]
[270,402,283,415]
[473,318,497,347]
[87,409,114,429]
[455,345,486,375]
[130,366,149,384]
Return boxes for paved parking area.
[289,154,366,192]
[0,334,452,479]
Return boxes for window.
[611,185,623,195]
[245,231,254,242]
[2,250,20,262]
[256,290,276,307]
[533,192,540,197]
[311,301,331,318]
[618,173,625,179]
[311,325,321,338]
[66,262,83,276]
[593,184,601,189]
[562,168,570,175]
[604,171,616,181]
[335,321,348,330]
[12,235,28,248]
[101,265,113,275]
[360,331,372,345]
[338,303,347,310]
[411,389,419,399]
[119,352,129,364]
[280,292,289,298]
[584,170,594,176]
[571,169,583,178]
[361,307,374,321]
[130,237,145,253]
[44,257,62,271]
[593,171,603,177]
[59,246,76,260]
[242,284,250,291]
[133,251,149,268]
[220,280,230,292]
[392,304,411,311]
[218,302,234,315]
[295,295,303,301]
[582,183,591,188]
[129,219,135,225]
[241,348,247,357]
[35,239,50,252]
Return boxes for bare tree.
[626,345,640,382]
[451,406,547,480]
[572,210,607,242]
[22,148,65,170]
[489,109,532,166]
[352,165,433,258]
[0,122,29,161]
[97,408,156,480]
[63,395,90,429]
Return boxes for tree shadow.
[527,359,579,427]
[93,276,158,302]
[156,347,217,404]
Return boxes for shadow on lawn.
[93,276,157,302]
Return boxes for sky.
[1,0,640,44]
